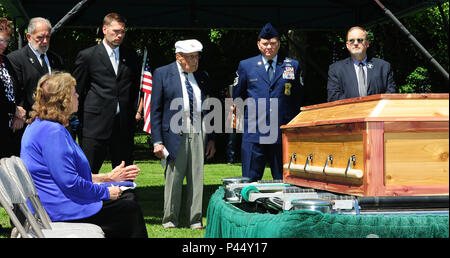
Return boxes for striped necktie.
[183,72,194,123]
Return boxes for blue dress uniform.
[233,24,303,182]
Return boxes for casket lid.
[282,94,449,129]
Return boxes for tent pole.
[11,17,23,49]
[373,0,449,83]
[50,0,91,35]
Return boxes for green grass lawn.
[1,159,272,238]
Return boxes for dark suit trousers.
[241,141,283,182]
[0,126,14,158]
[82,114,134,173]
[66,191,147,238]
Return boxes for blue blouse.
[20,118,110,221]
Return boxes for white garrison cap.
[175,39,203,53]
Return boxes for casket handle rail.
[283,154,363,179]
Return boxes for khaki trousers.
[162,131,205,228]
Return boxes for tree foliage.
[1,1,448,161]
[1,2,448,100]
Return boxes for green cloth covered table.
[205,187,449,238]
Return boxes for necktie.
[111,50,118,75]
[267,59,274,82]
[183,72,194,123]
[111,50,120,114]
[357,62,367,97]
[40,54,49,74]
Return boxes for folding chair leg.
[1,205,30,238]
[11,227,19,238]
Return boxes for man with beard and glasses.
[7,17,64,155]
[327,26,396,102]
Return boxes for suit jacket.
[233,55,303,145]
[150,61,213,161]
[327,56,396,102]
[7,45,64,111]
[73,43,140,140]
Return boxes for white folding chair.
[2,156,104,235]
[0,166,32,238]
[0,157,104,238]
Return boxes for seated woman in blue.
[20,72,147,238]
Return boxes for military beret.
[259,22,279,39]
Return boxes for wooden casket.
[281,94,449,196]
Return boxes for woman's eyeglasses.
[0,38,11,45]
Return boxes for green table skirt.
[205,187,449,238]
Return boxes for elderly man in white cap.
[150,39,216,229]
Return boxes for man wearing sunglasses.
[327,26,396,102]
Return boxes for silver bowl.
[291,199,334,213]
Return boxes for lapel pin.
[367,63,373,69]
[257,61,262,66]
[29,58,34,64]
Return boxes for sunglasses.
[347,38,365,44]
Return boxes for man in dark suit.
[7,17,64,155]
[327,26,396,102]
[151,39,216,229]
[233,23,304,182]
[73,13,140,173]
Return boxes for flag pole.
[138,48,148,110]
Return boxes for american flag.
[140,48,152,133]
